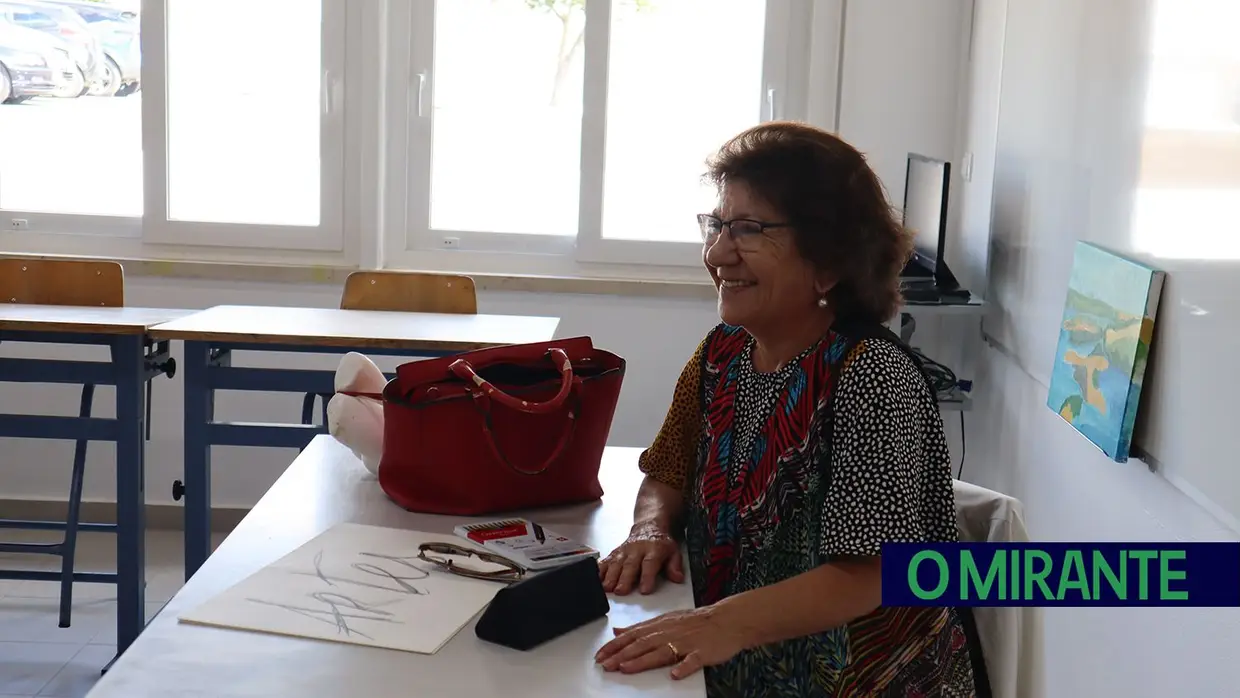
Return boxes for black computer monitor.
[902,153,951,280]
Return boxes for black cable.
[899,313,968,478]
[907,338,966,479]
[911,346,958,396]
[957,410,967,480]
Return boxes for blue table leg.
[111,334,146,655]
[182,340,214,580]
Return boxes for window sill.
[1,252,719,301]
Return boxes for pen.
[532,522,546,544]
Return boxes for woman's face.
[703,182,831,332]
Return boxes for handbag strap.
[337,390,383,401]
[473,391,580,476]
[449,348,575,415]
[343,359,582,476]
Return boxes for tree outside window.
[519,0,655,106]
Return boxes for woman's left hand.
[594,606,748,680]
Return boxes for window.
[1133,0,1240,260]
[599,0,768,245]
[392,0,829,273]
[0,0,357,256]
[146,0,346,250]
[0,1,136,231]
[426,0,583,240]
[3,0,834,275]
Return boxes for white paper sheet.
[178,523,503,654]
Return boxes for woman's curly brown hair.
[705,121,914,326]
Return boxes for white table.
[87,436,705,698]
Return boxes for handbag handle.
[476,393,579,476]
[449,348,574,415]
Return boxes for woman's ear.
[813,271,838,298]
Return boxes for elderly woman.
[593,122,980,697]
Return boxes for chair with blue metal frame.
[0,258,174,628]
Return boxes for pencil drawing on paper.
[177,523,503,654]
[247,594,401,641]
[243,549,433,640]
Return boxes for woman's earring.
[817,297,829,309]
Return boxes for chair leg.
[59,383,94,628]
[300,393,317,426]
[298,393,316,454]
[145,380,154,441]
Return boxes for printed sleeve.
[637,339,705,493]
[820,340,951,558]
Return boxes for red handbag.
[363,337,625,516]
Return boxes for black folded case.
[475,556,610,651]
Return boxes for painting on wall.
[1047,241,1165,462]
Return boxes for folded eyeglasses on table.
[417,541,527,583]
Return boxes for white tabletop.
[87,437,704,698]
[148,305,561,351]
[0,305,194,335]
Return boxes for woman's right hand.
[599,522,685,596]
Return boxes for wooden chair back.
[340,271,477,314]
[0,259,125,307]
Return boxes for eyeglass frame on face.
[697,213,794,250]
[416,541,526,583]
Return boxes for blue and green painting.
[1047,241,1165,462]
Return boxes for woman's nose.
[704,231,739,267]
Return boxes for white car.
[0,0,107,94]
[0,16,78,102]
[43,0,140,96]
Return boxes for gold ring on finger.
[667,642,682,662]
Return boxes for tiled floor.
[0,528,226,698]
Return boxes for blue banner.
[880,542,1240,607]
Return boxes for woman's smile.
[719,279,756,296]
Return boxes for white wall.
[964,345,1239,698]
[952,0,1005,295]
[838,0,971,232]
[834,0,976,383]
[957,1,1240,696]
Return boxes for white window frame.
[0,1,140,240]
[385,0,840,278]
[0,0,375,265]
[140,0,348,252]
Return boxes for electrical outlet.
[961,152,974,182]
[440,236,460,249]
[9,218,30,230]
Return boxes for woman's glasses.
[697,214,793,250]
[417,542,526,583]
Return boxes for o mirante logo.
[880,543,1240,607]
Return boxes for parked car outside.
[0,16,77,102]
[88,17,137,95]
[43,0,138,95]
[45,0,135,25]
[0,0,106,93]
